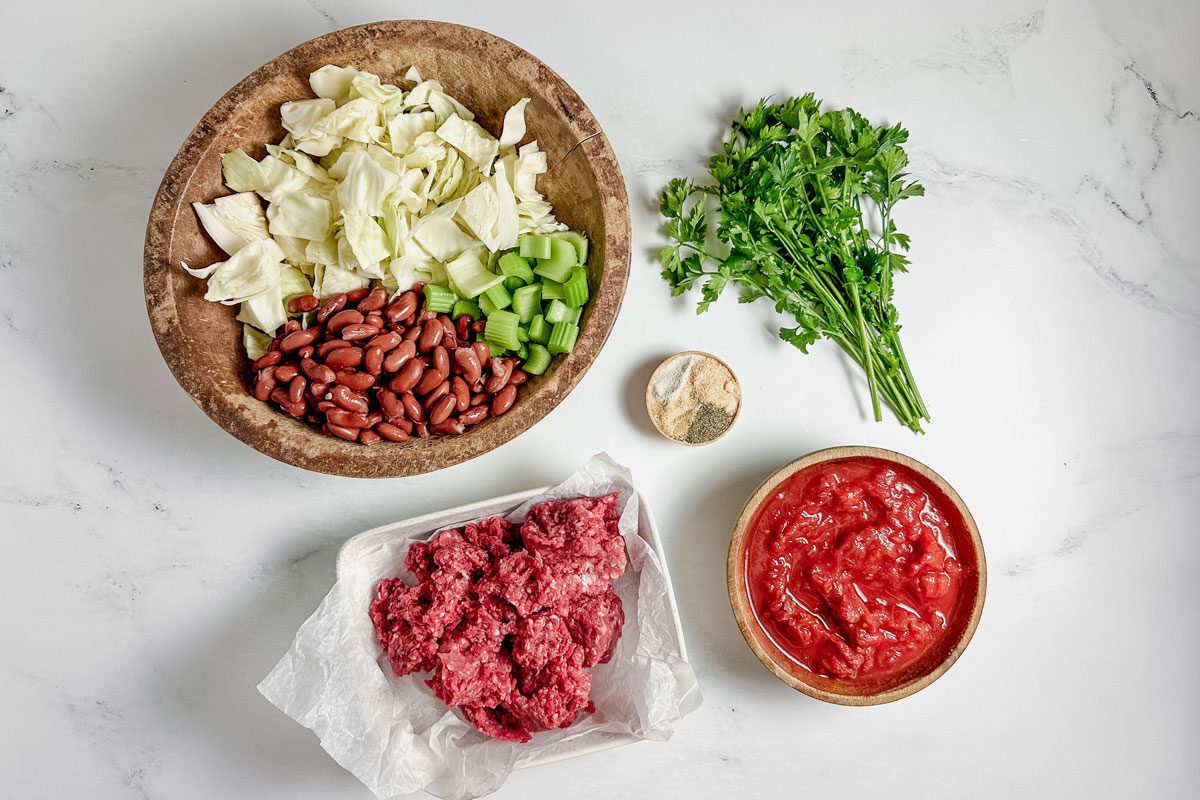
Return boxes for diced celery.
[540,279,565,301]
[423,284,455,313]
[533,237,577,283]
[561,267,589,308]
[482,281,511,311]
[547,321,579,355]
[517,325,530,343]
[498,252,535,283]
[503,275,526,293]
[478,292,498,316]
[527,314,550,344]
[452,298,482,321]
[519,234,553,260]
[545,298,571,324]
[522,343,552,375]
[445,250,504,298]
[516,344,530,360]
[567,305,582,325]
[484,309,521,351]
[512,284,542,323]
[554,230,589,264]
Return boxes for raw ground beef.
[369,494,627,743]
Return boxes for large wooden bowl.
[728,446,986,705]
[144,21,630,477]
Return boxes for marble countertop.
[2,1,1196,797]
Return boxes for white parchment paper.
[259,454,702,799]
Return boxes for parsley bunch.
[660,95,930,432]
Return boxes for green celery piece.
[517,325,530,343]
[540,279,565,301]
[498,252,535,283]
[567,306,582,325]
[503,275,526,293]
[561,267,589,308]
[547,321,579,355]
[478,292,499,316]
[484,309,521,351]
[527,314,550,344]
[522,343,552,375]
[482,281,512,311]
[519,234,553,260]
[423,284,455,313]
[554,230,588,264]
[516,343,530,360]
[544,298,571,324]
[452,298,482,321]
[533,238,576,283]
[512,284,542,323]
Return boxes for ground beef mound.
[370,494,627,743]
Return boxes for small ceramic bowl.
[143,20,630,477]
[644,351,741,446]
[727,446,986,705]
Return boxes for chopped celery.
[519,234,553,260]
[567,305,582,325]
[547,320,579,355]
[545,298,571,324]
[561,267,589,308]
[484,309,521,351]
[478,292,498,316]
[540,279,565,301]
[452,298,482,320]
[423,283,455,313]
[527,314,550,344]
[554,230,589,264]
[517,325,530,342]
[482,281,512,311]
[533,237,577,283]
[503,275,526,293]
[522,343,552,375]
[516,343,530,360]
[498,252,535,283]
[512,284,542,323]
[445,250,504,298]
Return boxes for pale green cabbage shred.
[181,65,564,352]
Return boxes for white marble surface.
[1,1,1197,797]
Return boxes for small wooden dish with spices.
[645,351,741,446]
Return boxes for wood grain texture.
[727,446,987,705]
[143,20,630,478]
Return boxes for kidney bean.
[390,416,414,434]
[364,312,385,331]
[431,345,450,376]
[324,347,364,370]
[401,392,425,423]
[280,328,318,353]
[471,319,487,334]
[460,405,489,425]
[326,309,365,334]
[288,375,306,404]
[378,389,405,422]
[455,314,472,340]
[358,429,381,446]
[375,422,409,442]
[364,347,384,376]
[317,339,352,358]
[451,376,470,412]
[417,319,444,352]
[414,367,445,395]
[254,369,277,402]
[297,345,315,360]
[365,411,382,428]
[367,332,402,352]
[328,423,359,442]
[389,360,424,393]
[382,340,416,373]
[485,358,513,394]
[418,309,437,323]
[316,293,347,323]
[287,294,319,313]
[491,384,518,416]
[430,419,465,436]
[337,324,375,342]
[252,350,282,370]
[269,387,291,408]
[335,371,375,391]
[331,385,369,413]
[425,380,451,408]
[385,291,419,324]
[439,315,456,343]
[317,400,337,413]
[301,358,335,384]
[274,364,298,382]
[428,394,457,425]
[268,339,281,352]
[472,341,490,365]
[509,370,528,386]
[347,287,370,303]
[454,347,482,383]
[327,408,369,429]
[309,381,329,399]
[357,287,388,313]
[284,319,302,334]
[415,423,431,438]
[402,325,422,343]
[469,392,488,407]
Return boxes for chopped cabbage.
[202,238,286,305]
[192,192,269,255]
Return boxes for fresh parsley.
[659,95,930,432]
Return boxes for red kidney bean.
[280,329,318,353]
[364,312,385,331]
[418,309,437,323]
[375,422,409,442]
[324,347,364,370]
[252,350,282,370]
[326,309,364,334]
[357,287,388,313]
[402,325,422,343]
[335,371,375,391]
[284,319,302,334]
[389,360,424,393]
[385,292,419,324]
[301,358,335,384]
[430,419,465,435]
[417,319,443,351]
[287,294,319,313]
[431,345,450,375]
[316,400,337,413]
[269,387,291,407]
[328,408,369,428]
[365,411,382,428]
[317,339,352,358]
[509,370,528,386]
[331,385,369,413]
[309,381,328,399]
[425,380,450,408]
[316,293,347,323]
[288,375,306,404]
[472,341,490,365]
[358,429,381,446]
[297,345,315,360]
[347,287,370,303]
[491,384,518,416]
[454,347,482,383]
[455,314,472,340]
[364,347,384,376]
[378,389,405,422]
[451,376,470,412]
[414,367,445,395]
[471,319,487,334]
[328,423,359,442]
[401,392,425,423]
[439,314,456,339]
[429,394,456,425]
[254,369,277,402]
[485,358,513,394]
[382,340,416,373]
[367,332,402,352]
[340,324,379,341]
[469,392,488,407]
[274,364,298,382]
[460,405,489,425]
[415,422,431,438]
[389,416,414,434]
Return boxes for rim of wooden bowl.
[644,351,742,446]
[143,20,630,477]
[726,446,987,705]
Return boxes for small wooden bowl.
[727,446,986,705]
[644,351,742,446]
[143,21,630,477]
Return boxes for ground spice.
[647,352,740,445]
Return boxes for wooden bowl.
[644,351,742,446]
[727,446,986,705]
[143,20,630,477]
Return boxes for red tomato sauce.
[744,457,966,681]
